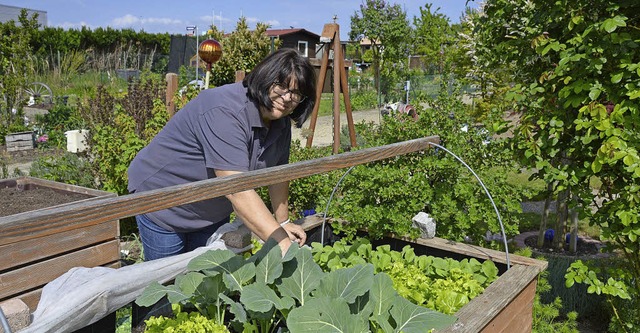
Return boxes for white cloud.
[142,17,182,25]
[57,21,92,30]
[111,14,181,27]
[266,20,281,28]
[111,14,140,27]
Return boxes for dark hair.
[243,48,316,128]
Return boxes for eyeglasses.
[272,82,306,103]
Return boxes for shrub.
[29,152,95,188]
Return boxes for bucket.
[65,130,89,153]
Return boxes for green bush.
[349,89,378,111]
[79,77,167,194]
[29,152,96,188]
[326,81,523,245]
[34,102,84,149]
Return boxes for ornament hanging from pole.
[198,39,222,89]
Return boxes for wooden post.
[165,73,178,118]
[332,28,342,154]
[306,22,357,152]
[305,43,331,148]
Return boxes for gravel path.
[292,109,381,147]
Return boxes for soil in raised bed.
[0,187,92,217]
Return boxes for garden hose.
[0,306,12,333]
[319,142,511,270]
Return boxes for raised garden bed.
[3,137,548,332]
[0,176,120,311]
[301,216,548,332]
[4,131,36,152]
[132,216,547,332]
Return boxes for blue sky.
[2,0,479,40]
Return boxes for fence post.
[165,73,178,117]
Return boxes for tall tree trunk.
[552,189,569,250]
[568,194,579,253]
[537,182,555,248]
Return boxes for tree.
[0,9,39,134]
[206,17,274,87]
[411,4,455,74]
[350,0,411,104]
[473,0,640,329]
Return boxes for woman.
[127,48,316,260]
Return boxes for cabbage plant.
[136,240,457,332]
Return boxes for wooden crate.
[0,176,120,311]
[5,131,35,152]
[299,216,548,333]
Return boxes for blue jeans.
[136,214,229,261]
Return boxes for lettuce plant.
[312,237,499,314]
[136,240,456,332]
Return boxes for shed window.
[298,41,308,57]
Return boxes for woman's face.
[260,77,306,122]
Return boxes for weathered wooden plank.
[14,262,121,312]
[15,176,117,198]
[299,215,547,271]
[479,278,537,332]
[404,235,547,271]
[0,240,120,301]
[0,136,440,246]
[440,264,540,332]
[5,132,35,151]
[0,221,118,271]
[5,132,34,142]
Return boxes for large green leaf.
[194,274,226,305]
[219,293,247,328]
[287,297,369,333]
[221,259,256,292]
[188,249,256,291]
[390,295,457,332]
[315,264,374,304]
[253,239,284,285]
[188,249,236,273]
[278,246,324,305]
[175,271,205,296]
[135,281,185,307]
[369,272,396,316]
[240,282,292,313]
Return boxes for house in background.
[265,28,320,59]
[0,3,47,27]
[170,27,321,76]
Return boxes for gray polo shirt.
[127,82,291,232]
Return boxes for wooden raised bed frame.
[0,136,547,332]
[299,215,547,332]
[0,176,119,311]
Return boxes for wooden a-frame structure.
[305,22,357,153]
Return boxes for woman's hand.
[282,223,307,245]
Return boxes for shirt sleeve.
[196,106,251,172]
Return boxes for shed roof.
[265,28,320,39]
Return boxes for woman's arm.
[215,169,303,255]
[269,181,306,244]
